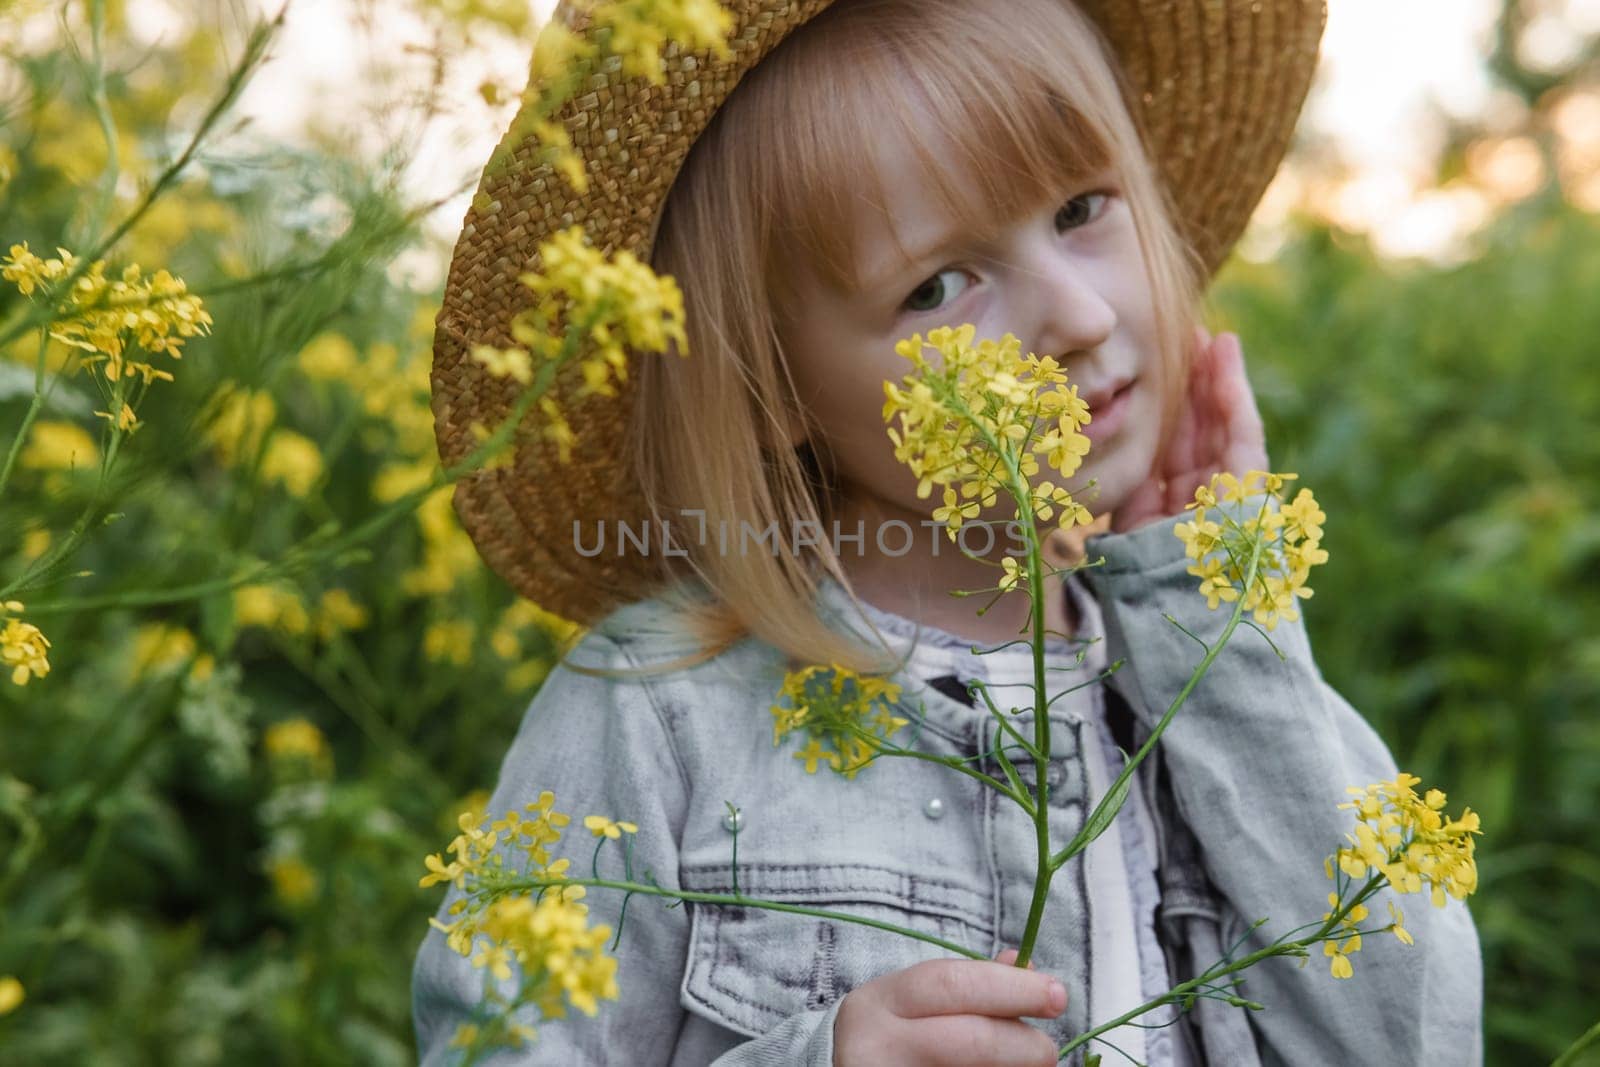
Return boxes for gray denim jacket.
[412,509,1485,1065]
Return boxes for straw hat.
[431,0,1328,626]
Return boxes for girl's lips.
[1083,380,1135,442]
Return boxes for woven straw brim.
[431,0,1328,626]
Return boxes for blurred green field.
[0,3,1596,1064]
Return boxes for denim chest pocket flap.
[678,861,996,1038]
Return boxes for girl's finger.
[1162,330,1211,480]
[1217,333,1267,458]
[886,959,1062,1021]
[915,1015,1064,1067]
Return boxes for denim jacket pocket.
[678,861,996,1039]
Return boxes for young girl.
[416,0,1485,1063]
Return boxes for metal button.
[923,797,945,820]
[721,809,743,833]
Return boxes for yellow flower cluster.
[1317,890,1371,980]
[260,431,324,498]
[584,0,736,86]
[233,583,366,646]
[202,385,326,498]
[313,589,370,641]
[19,420,99,472]
[264,717,334,776]
[267,855,320,906]
[292,317,490,602]
[1,243,211,431]
[1319,772,1482,978]
[505,1,733,202]
[402,489,482,598]
[204,385,275,465]
[770,664,910,779]
[128,622,207,682]
[882,325,1096,543]
[420,791,620,1046]
[0,600,51,687]
[472,226,687,465]
[0,975,22,1017]
[234,582,310,636]
[1173,470,1329,631]
[421,793,575,901]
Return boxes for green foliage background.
[0,2,1595,1064]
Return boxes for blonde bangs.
[752,0,1133,302]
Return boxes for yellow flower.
[1173,514,1222,560]
[268,855,319,905]
[129,623,198,680]
[470,343,533,385]
[419,788,628,1055]
[793,737,839,775]
[998,556,1026,592]
[205,385,276,466]
[19,527,50,562]
[372,456,438,503]
[423,619,474,665]
[468,420,516,472]
[1387,900,1414,946]
[1324,937,1357,979]
[1,244,210,385]
[233,583,310,637]
[314,589,369,642]
[296,331,359,381]
[473,891,619,1014]
[261,430,324,497]
[771,664,908,779]
[531,18,589,83]
[1,617,52,686]
[495,226,688,465]
[1326,772,1482,963]
[884,327,1095,541]
[591,0,736,86]
[94,402,139,433]
[583,815,639,839]
[1187,556,1240,611]
[0,975,23,1016]
[1175,472,1326,629]
[19,420,99,471]
[264,716,329,767]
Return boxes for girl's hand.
[833,949,1066,1066]
[1111,327,1269,535]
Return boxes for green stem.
[1047,499,1272,872]
[861,735,1031,811]
[0,672,185,904]
[0,329,56,501]
[1551,1017,1600,1067]
[1012,484,1056,969]
[1059,875,1384,1058]
[0,5,285,354]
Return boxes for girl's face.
[780,130,1168,536]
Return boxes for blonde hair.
[585,0,1208,681]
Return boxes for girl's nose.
[1025,253,1117,360]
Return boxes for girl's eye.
[899,191,1112,317]
[1056,190,1112,232]
[903,268,972,316]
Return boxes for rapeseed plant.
[769,663,909,779]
